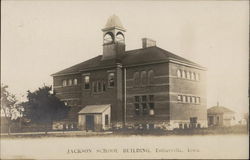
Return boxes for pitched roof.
[51,46,204,76]
[102,14,126,31]
[207,106,235,114]
[78,104,110,114]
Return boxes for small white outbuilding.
[78,104,111,131]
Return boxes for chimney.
[142,38,156,48]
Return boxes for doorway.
[86,115,94,131]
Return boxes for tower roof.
[102,14,126,31]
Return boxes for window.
[84,76,90,89]
[105,115,109,125]
[141,71,147,85]
[104,32,114,44]
[148,70,154,84]
[182,96,186,102]
[62,80,67,87]
[73,78,78,85]
[103,82,106,91]
[149,95,154,102]
[182,70,186,79]
[177,95,182,101]
[191,72,195,80]
[135,96,140,102]
[98,81,102,92]
[187,72,190,79]
[135,104,140,115]
[142,95,147,102]
[196,97,200,104]
[134,72,140,86]
[142,103,148,115]
[196,73,200,81]
[192,96,196,103]
[187,96,191,103]
[68,79,72,86]
[149,103,155,116]
[108,73,115,87]
[177,69,181,78]
[93,82,97,93]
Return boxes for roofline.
[102,26,126,32]
[168,58,207,71]
[51,58,206,77]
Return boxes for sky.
[1,1,249,114]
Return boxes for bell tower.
[102,15,126,60]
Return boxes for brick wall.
[168,62,207,127]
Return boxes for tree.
[22,85,69,132]
[1,84,23,134]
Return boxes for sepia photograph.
[1,0,249,159]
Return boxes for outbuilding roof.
[51,46,205,76]
[207,106,235,114]
[78,104,110,114]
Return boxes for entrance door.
[86,115,94,131]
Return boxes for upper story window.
[187,72,191,79]
[108,73,115,87]
[62,80,67,87]
[68,79,72,86]
[73,79,78,85]
[191,72,195,80]
[141,71,147,85]
[182,95,186,102]
[84,76,90,89]
[182,70,186,79]
[196,97,200,104]
[177,95,182,101]
[191,96,196,103]
[134,72,140,86]
[195,73,200,81]
[177,69,181,78]
[148,70,154,84]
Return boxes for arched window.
[191,72,195,80]
[116,32,125,43]
[148,70,154,84]
[187,72,190,79]
[192,96,196,103]
[182,70,186,79]
[68,79,72,86]
[187,96,191,103]
[182,95,186,102]
[177,95,182,101]
[141,71,147,85]
[177,69,181,78]
[195,73,200,81]
[134,72,140,86]
[62,80,67,87]
[196,97,200,104]
[73,78,78,85]
[104,32,114,44]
